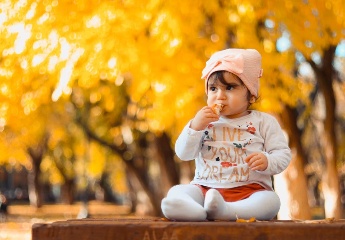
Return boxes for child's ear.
[249,95,256,104]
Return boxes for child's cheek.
[206,96,215,107]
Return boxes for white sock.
[230,190,281,220]
[204,189,281,221]
[161,184,207,221]
[204,189,231,220]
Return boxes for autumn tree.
[1,0,345,218]
[265,0,345,219]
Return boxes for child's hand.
[245,152,268,171]
[190,106,219,131]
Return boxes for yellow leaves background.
[0,0,344,203]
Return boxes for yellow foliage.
[0,0,344,191]
[108,155,127,194]
[267,0,344,59]
[40,156,64,184]
[87,141,106,178]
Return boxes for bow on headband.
[201,53,244,80]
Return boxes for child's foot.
[161,197,207,221]
[204,189,230,220]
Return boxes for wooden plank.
[32,217,345,240]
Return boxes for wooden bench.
[32,217,345,240]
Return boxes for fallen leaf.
[236,217,256,223]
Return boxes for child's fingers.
[247,157,260,168]
[244,153,258,164]
[250,163,266,171]
[245,153,267,171]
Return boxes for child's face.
[206,71,255,119]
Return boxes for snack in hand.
[212,104,224,115]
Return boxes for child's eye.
[210,87,216,91]
[226,85,234,90]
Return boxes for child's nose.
[217,89,227,99]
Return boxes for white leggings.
[161,184,280,221]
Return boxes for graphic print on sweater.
[198,122,257,183]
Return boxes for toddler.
[161,48,291,221]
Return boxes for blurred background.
[1,0,345,238]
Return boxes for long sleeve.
[175,121,205,160]
[259,115,291,175]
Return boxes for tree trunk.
[27,161,43,208]
[276,105,311,220]
[125,170,138,214]
[309,46,342,218]
[99,172,119,203]
[75,101,177,216]
[27,135,48,208]
[54,158,75,205]
[120,132,178,216]
[153,132,180,195]
[61,179,75,204]
[125,163,157,215]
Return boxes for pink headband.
[201,48,263,97]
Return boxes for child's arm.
[256,116,292,175]
[175,106,219,160]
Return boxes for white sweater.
[175,110,291,190]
